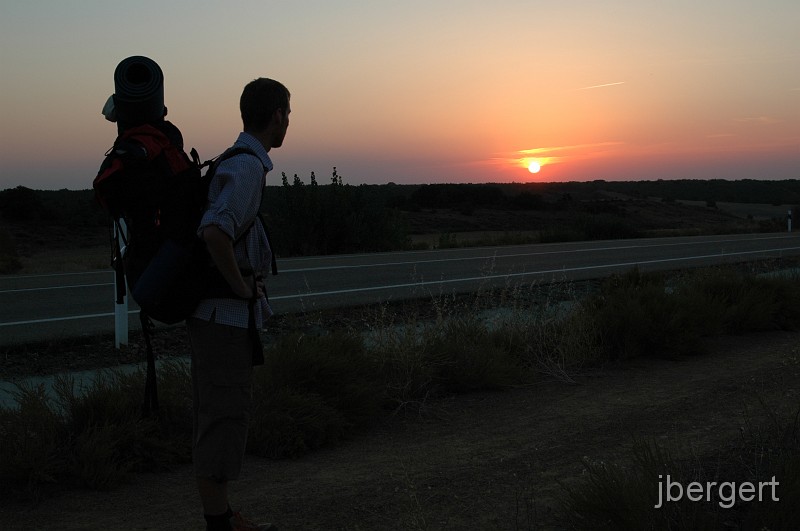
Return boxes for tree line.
[3,177,800,258]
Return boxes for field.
[2,183,800,529]
[2,330,798,530]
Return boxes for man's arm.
[202,225,252,299]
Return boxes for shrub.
[0,384,65,498]
[492,303,599,383]
[248,385,347,458]
[582,269,705,360]
[248,331,383,457]
[372,319,443,413]
[681,269,800,333]
[427,317,518,393]
[0,362,191,498]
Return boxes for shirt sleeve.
[198,154,264,241]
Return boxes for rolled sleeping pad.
[113,56,165,125]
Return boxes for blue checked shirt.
[191,132,274,328]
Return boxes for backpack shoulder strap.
[205,146,278,275]
[206,146,260,171]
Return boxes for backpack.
[93,121,269,324]
[93,121,271,415]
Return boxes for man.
[187,78,290,531]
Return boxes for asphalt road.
[2,232,800,345]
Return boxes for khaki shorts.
[187,316,254,481]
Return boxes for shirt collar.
[235,132,274,172]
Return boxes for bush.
[248,331,383,457]
[427,317,518,393]
[578,267,800,362]
[491,303,599,383]
[582,269,705,359]
[0,384,65,497]
[681,269,800,333]
[0,362,191,499]
[248,385,347,458]
[372,318,443,413]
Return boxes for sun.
[527,160,541,174]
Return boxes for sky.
[1,0,799,190]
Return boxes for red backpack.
[93,120,211,324]
[94,122,272,415]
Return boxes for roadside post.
[789,209,793,233]
[114,219,128,348]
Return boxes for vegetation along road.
[2,231,800,345]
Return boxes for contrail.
[578,81,625,90]
[518,141,623,155]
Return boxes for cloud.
[477,141,626,170]
[577,81,625,91]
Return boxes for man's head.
[240,78,291,150]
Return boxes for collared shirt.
[191,132,274,328]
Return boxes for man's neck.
[245,129,272,153]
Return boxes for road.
[2,232,800,345]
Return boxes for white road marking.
[1,234,794,293]
[3,244,799,327]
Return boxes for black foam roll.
[113,56,165,124]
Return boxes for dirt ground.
[2,330,798,530]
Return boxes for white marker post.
[114,219,128,348]
[789,209,793,233]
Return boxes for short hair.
[240,78,290,132]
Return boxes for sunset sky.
[1,0,799,190]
